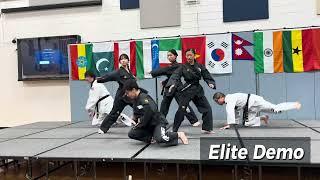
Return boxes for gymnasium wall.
[1,0,320,126]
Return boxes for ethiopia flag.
[70,44,93,80]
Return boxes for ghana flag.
[69,44,93,80]
[254,29,320,73]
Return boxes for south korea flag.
[206,34,232,74]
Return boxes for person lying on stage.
[84,71,134,127]
[149,49,200,127]
[95,54,137,134]
[166,48,216,133]
[213,92,302,130]
[124,79,189,145]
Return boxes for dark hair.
[84,71,96,79]
[123,79,139,91]
[119,54,129,61]
[168,49,178,57]
[213,92,225,101]
[185,48,196,55]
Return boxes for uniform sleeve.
[165,66,182,87]
[225,99,237,125]
[97,70,120,83]
[200,65,216,88]
[150,66,169,77]
[85,85,101,112]
[135,104,154,128]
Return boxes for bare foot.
[220,125,230,130]
[295,102,302,110]
[98,129,105,134]
[261,115,269,125]
[192,121,201,127]
[201,130,215,134]
[150,138,156,144]
[177,132,189,144]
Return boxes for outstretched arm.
[97,70,120,83]
[226,101,237,125]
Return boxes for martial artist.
[150,49,200,127]
[124,79,189,145]
[97,54,137,134]
[84,71,133,127]
[166,48,216,133]
[213,92,302,129]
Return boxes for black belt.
[96,95,110,118]
[242,94,251,125]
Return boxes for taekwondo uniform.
[150,61,198,125]
[128,91,179,146]
[85,80,132,126]
[225,93,299,127]
[166,61,216,132]
[97,67,136,132]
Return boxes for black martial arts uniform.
[128,92,179,146]
[150,62,198,124]
[97,67,136,133]
[166,61,216,132]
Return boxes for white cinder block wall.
[0,0,319,127]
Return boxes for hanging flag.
[92,42,114,77]
[136,40,152,79]
[232,32,254,60]
[70,44,93,80]
[182,36,206,64]
[114,41,137,76]
[282,30,304,73]
[151,38,182,68]
[302,29,320,71]
[205,34,232,74]
[254,31,284,73]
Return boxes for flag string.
[82,25,320,44]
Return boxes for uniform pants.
[128,124,179,146]
[244,98,298,127]
[173,92,213,132]
[160,94,198,125]
[100,96,132,132]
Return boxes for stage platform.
[0,119,319,165]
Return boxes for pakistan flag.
[91,42,114,77]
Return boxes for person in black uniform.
[166,48,216,133]
[97,54,136,134]
[150,49,200,127]
[124,80,189,145]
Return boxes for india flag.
[254,31,284,73]
[151,38,182,68]
[69,44,93,80]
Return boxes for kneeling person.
[124,80,188,145]
[85,71,134,126]
[213,92,302,130]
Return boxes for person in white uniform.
[84,71,134,126]
[213,92,302,130]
